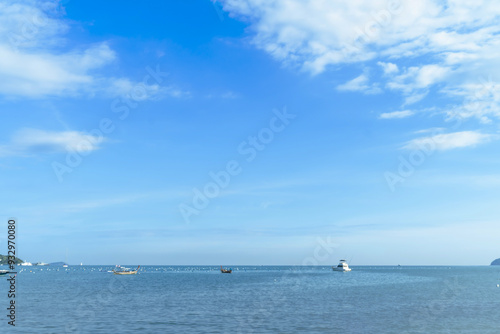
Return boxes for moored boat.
[113,265,140,275]
[34,262,49,266]
[220,265,232,274]
[332,260,351,272]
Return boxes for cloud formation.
[0,128,105,157]
[220,0,500,122]
[0,0,181,99]
[221,0,500,72]
[379,110,414,119]
[337,73,381,94]
[402,131,495,151]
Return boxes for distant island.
[491,258,500,266]
[0,254,23,265]
[49,262,67,266]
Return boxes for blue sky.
[1,0,500,265]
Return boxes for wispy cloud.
[0,128,105,157]
[220,0,500,127]
[0,1,184,99]
[378,62,399,75]
[403,130,495,151]
[337,73,381,94]
[107,78,187,100]
[443,80,500,124]
[0,42,110,98]
[220,0,500,73]
[386,65,450,93]
[379,110,414,119]
[403,91,429,106]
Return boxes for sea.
[1,265,499,333]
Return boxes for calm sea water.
[1,265,500,333]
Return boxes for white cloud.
[403,91,429,106]
[0,128,105,157]
[0,1,182,99]
[386,65,450,93]
[382,64,450,106]
[220,0,500,122]
[220,0,500,71]
[443,79,500,123]
[379,110,414,119]
[107,78,188,101]
[403,130,495,151]
[0,43,111,97]
[337,73,381,94]
[416,65,450,87]
[0,0,67,48]
[378,61,398,75]
[414,127,445,134]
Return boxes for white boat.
[19,261,32,266]
[332,260,351,272]
[34,262,49,266]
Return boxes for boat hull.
[112,265,140,275]
[113,271,137,275]
[220,265,232,273]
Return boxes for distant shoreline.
[9,264,499,267]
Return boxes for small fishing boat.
[332,260,351,272]
[220,265,232,274]
[113,265,140,275]
[0,270,10,276]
